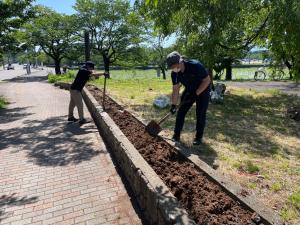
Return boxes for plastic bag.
[210,83,226,104]
[153,95,171,108]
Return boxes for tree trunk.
[284,60,293,80]
[225,65,232,80]
[160,66,166,79]
[84,31,91,61]
[289,71,293,80]
[54,59,61,74]
[1,55,4,69]
[102,54,110,78]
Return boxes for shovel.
[102,72,108,110]
[145,92,194,136]
[145,111,173,136]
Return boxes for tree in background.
[137,0,269,80]
[148,33,170,79]
[74,0,145,76]
[264,0,300,80]
[23,7,80,74]
[0,0,35,66]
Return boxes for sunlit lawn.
[49,68,300,224]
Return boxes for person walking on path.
[68,61,108,125]
[167,51,211,145]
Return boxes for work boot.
[68,116,78,122]
[193,137,202,145]
[172,134,180,142]
[79,118,88,125]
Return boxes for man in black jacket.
[166,51,211,145]
[68,61,108,125]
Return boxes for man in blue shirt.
[166,51,211,145]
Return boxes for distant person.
[26,64,31,75]
[166,51,211,145]
[62,65,68,74]
[68,61,108,125]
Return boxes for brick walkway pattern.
[0,73,142,225]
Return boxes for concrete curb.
[54,82,195,225]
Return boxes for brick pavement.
[0,73,143,225]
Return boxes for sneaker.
[68,116,78,122]
[79,118,88,125]
[172,134,180,142]
[193,137,202,145]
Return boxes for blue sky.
[35,0,76,14]
[35,0,135,14]
[35,0,175,47]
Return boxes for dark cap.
[166,51,182,68]
[85,61,95,69]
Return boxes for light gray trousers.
[68,89,84,120]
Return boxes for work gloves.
[170,91,197,115]
[170,104,177,114]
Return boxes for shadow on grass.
[224,81,300,96]
[130,91,300,160]
[0,116,103,167]
[0,194,38,222]
[206,92,300,157]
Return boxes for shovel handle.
[156,92,193,126]
[102,75,107,110]
[158,112,172,125]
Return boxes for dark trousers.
[174,90,210,139]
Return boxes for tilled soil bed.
[88,85,265,225]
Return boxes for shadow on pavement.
[0,106,34,125]
[0,116,103,167]
[2,75,48,83]
[0,194,38,222]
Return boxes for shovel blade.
[145,120,162,136]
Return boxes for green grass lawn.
[49,69,300,224]
[0,96,8,109]
[49,66,290,81]
[232,67,291,80]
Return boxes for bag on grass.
[210,83,226,104]
[153,95,171,109]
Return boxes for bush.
[288,189,300,208]
[47,71,75,83]
[271,182,283,192]
[237,160,260,174]
[0,97,8,109]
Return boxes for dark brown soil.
[88,85,265,225]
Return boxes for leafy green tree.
[264,0,300,80]
[0,0,35,66]
[150,35,172,79]
[137,0,269,80]
[74,0,145,76]
[23,7,80,74]
[0,0,34,45]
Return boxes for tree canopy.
[23,7,80,74]
[0,0,35,63]
[137,0,269,80]
[74,0,146,73]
